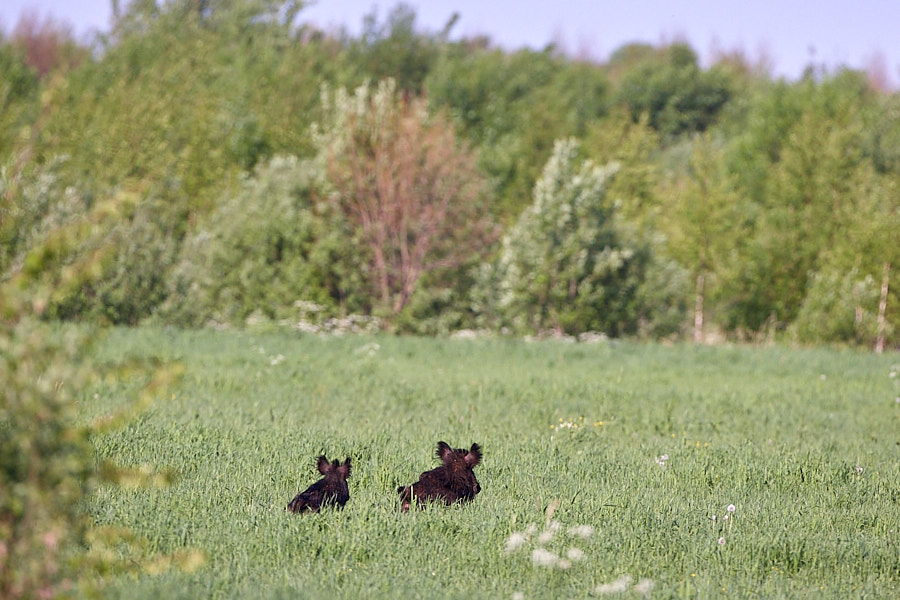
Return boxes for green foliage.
[426,46,610,218]
[489,139,686,336]
[0,1,896,346]
[790,268,882,345]
[0,318,92,599]
[161,155,365,327]
[81,326,900,599]
[616,42,733,138]
[313,78,495,320]
[346,2,445,93]
[582,109,660,226]
[0,37,38,155]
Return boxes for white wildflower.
[531,548,560,568]
[634,578,655,595]
[504,532,527,554]
[566,547,585,561]
[568,524,595,539]
[536,519,562,544]
[594,575,633,595]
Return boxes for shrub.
[487,138,686,337]
[0,316,92,599]
[161,156,366,327]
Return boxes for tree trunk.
[875,261,890,354]
[693,273,705,343]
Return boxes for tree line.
[1,0,897,349]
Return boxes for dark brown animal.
[398,441,482,511]
[287,455,351,513]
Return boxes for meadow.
[81,327,900,599]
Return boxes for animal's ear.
[317,455,331,474]
[436,441,453,462]
[465,443,482,467]
[337,458,351,479]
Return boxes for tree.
[615,42,733,138]
[491,138,686,336]
[314,79,495,318]
[160,156,366,327]
[661,133,745,342]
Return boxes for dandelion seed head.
[504,532,527,553]
[537,529,556,545]
[718,537,726,545]
[727,504,736,513]
[566,547,585,561]
[531,547,560,568]
[568,524,595,539]
[634,578,655,595]
[594,575,633,595]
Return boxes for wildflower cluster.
[288,301,381,335]
[550,416,606,431]
[712,503,737,545]
[551,416,584,430]
[593,574,655,596]
[504,519,592,570]
[505,504,655,598]
[654,454,669,469]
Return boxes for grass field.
[81,327,900,599]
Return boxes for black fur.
[398,441,482,511]
[287,455,351,513]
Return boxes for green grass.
[81,327,900,599]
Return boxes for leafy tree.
[314,78,495,318]
[345,2,447,93]
[615,42,733,138]
[729,106,865,331]
[9,11,87,77]
[426,45,609,219]
[490,138,685,336]
[0,35,39,170]
[160,155,365,326]
[583,108,660,227]
[661,133,746,341]
[790,169,899,348]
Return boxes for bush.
[790,268,885,346]
[487,138,686,337]
[160,156,367,327]
[0,317,92,598]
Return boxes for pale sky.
[1,0,898,86]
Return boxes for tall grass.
[82,327,900,598]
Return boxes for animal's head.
[436,441,481,496]
[317,455,351,481]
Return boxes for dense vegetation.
[1,4,898,594]
[1,0,897,347]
